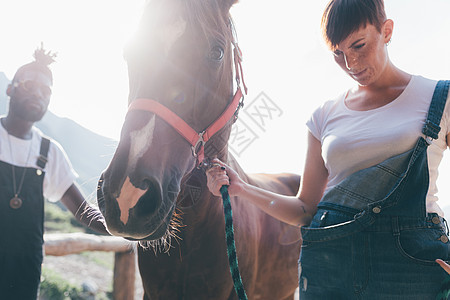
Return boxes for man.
[0,45,110,299]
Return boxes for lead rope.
[220,185,248,300]
[215,17,248,300]
[436,277,450,300]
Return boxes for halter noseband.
[128,87,243,165]
[127,20,247,166]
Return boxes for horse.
[97,0,302,298]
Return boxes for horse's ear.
[220,0,239,14]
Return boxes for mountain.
[0,72,8,97]
[0,72,118,199]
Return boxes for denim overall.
[299,80,450,299]
[0,138,50,300]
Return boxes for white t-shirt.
[0,122,77,202]
[307,75,450,216]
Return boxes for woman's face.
[332,21,391,86]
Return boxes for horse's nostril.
[132,179,160,218]
[139,179,151,190]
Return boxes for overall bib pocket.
[301,208,358,248]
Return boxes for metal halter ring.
[192,132,205,158]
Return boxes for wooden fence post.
[44,233,138,299]
[113,249,136,300]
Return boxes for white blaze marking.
[162,17,186,55]
[117,15,186,223]
[117,116,155,224]
[117,177,147,224]
[127,116,155,174]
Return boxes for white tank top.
[307,75,450,216]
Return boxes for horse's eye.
[209,45,224,61]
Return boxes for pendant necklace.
[7,133,32,209]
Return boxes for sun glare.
[0,0,145,140]
[0,0,449,208]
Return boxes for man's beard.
[10,99,47,123]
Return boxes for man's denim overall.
[299,81,450,299]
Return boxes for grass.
[41,201,114,299]
[44,200,85,233]
[79,251,115,270]
[40,268,83,300]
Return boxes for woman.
[206,0,450,298]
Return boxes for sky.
[0,0,449,206]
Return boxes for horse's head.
[97,0,241,241]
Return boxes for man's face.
[8,70,52,122]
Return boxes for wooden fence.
[44,232,137,300]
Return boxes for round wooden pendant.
[10,196,22,209]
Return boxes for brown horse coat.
[138,159,301,299]
[97,0,302,298]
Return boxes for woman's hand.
[205,158,245,197]
[436,259,450,275]
[206,158,312,226]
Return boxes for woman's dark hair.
[321,0,386,50]
[12,43,57,84]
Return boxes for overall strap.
[422,80,450,140]
[36,137,50,169]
